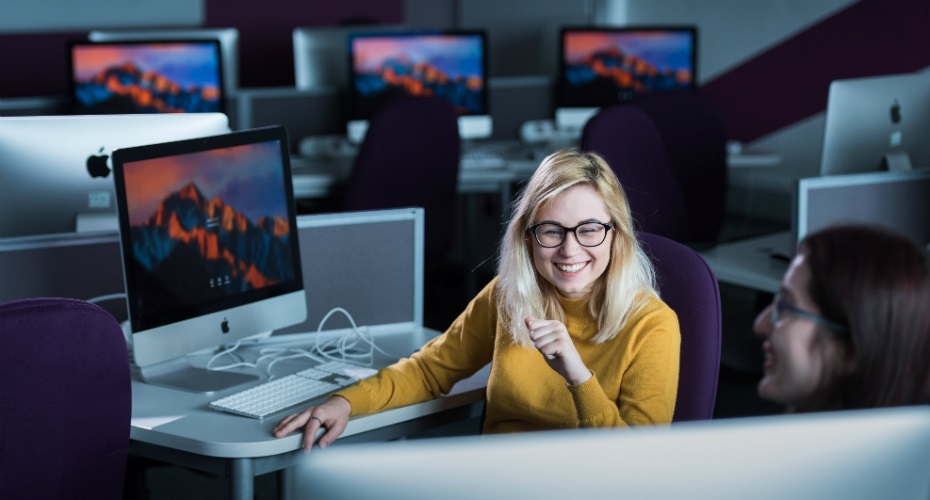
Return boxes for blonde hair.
[496,149,658,345]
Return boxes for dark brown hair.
[800,224,930,411]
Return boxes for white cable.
[201,306,404,376]
[206,341,250,371]
[85,293,126,304]
[312,307,402,366]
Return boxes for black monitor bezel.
[557,25,699,108]
[67,38,227,116]
[111,125,302,332]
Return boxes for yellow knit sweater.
[335,277,680,432]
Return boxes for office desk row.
[289,141,787,299]
[289,139,541,204]
[701,169,930,296]
[130,328,489,500]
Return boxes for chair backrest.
[633,89,728,244]
[638,232,722,421]
[581,104,690,241]
[0,297,131,499]
[342,95,462,270]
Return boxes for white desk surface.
[699,231,792,294]
[130,327,489,460]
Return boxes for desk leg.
[230,458,254,500]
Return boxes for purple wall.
[703,0,930,143]
[0,0,402,98]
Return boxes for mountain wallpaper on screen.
[128,181,294,315]
[562,46,692,107]
[355,57,484,116]
[75,61,222,114]
[565,47,692,94]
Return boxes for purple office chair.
[342,95,461,271]
[638,232,722,421]
[633,90,729,245]
[0,297,131,499]
[581,104,690,241]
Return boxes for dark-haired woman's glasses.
[770,294,849,334]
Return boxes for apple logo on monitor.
[890,99,902,125]
[86,146,111,178]
[221,318,230,334]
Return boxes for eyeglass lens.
[770,294,848,333]
[533,223,609,248]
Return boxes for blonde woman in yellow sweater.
[274,149,681,451]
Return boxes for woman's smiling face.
[529,183,613,299]
[753,252,850,409]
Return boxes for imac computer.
[68,39,226,115]
[556,26,697,133]
[0,113,230,239]
[295,406,930,499]
[293,24,406,89]
[111,125,306,392]
[346,30,491,143]
[820,71,930,176]
[89,28,240,94]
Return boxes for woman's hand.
[525,316,592,385]
[273,395,352,453]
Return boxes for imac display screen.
[89,28,240,94]
[558,26,697,108]
[820,71,930,176]
[112,126,306,375]
[0,113,230,239]
[69,40,225,114]
[346,31,490,140]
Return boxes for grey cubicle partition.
[273,207,425,336]
[0,232,127,321]
[1,207,425,337]
[793,170,930,247]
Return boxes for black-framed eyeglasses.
[770,294,849,334]
[527,222,613,248]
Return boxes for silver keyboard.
[460,149,506,169]
[209,360,375,419]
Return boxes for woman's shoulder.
[632,293,679,327]
[461,276,502,315]
[477,275,501,301]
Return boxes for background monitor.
[556,26,697,132]
[68,39,226,115]
[794,169,930,248]
[346,30,492,142]
[294,406,930,499]
[112,125,306,393]
[293,24,406,90]
[0,113,230,239]
[819,71,930,176]
[89,27,240,95]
